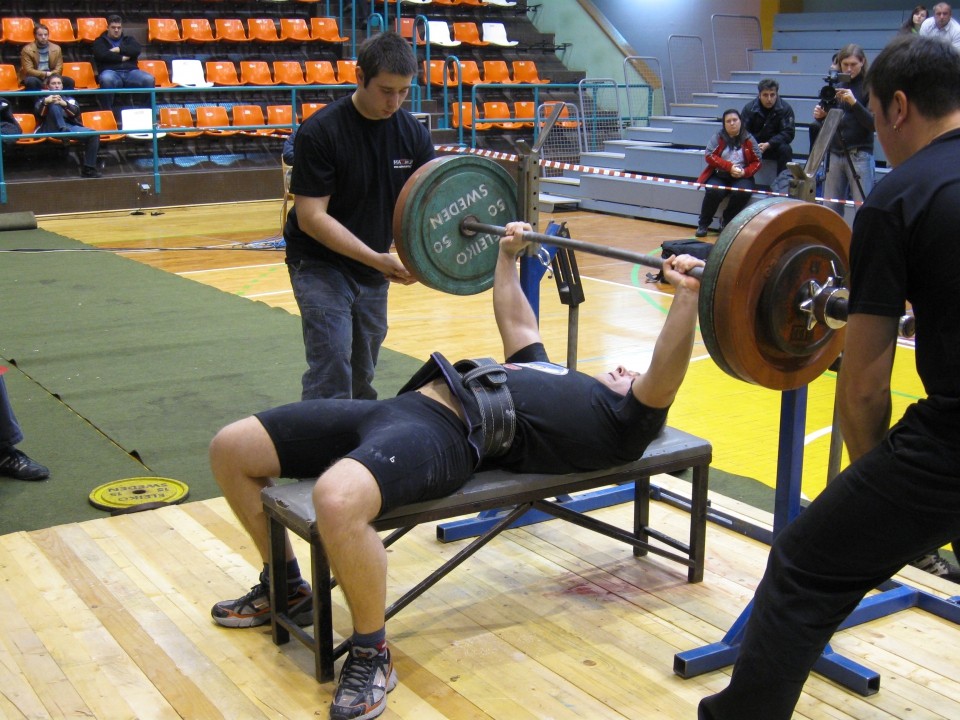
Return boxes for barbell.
[393,154,855,391]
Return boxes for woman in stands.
[900,5,928,33]
[810,44,875,217]
[694,109,761,237]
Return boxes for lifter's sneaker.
[330,643,398,720]
[211,570,313,628]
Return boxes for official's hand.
[813,105,826,121]
[499,220,533,257]
[380,252,417,285]
[759,142,770,153]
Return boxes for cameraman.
[811,44,875,218]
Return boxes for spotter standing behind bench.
[209,223,704,720]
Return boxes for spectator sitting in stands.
[1,97,22,148]
[35,74,101,178]
[919,2,960,49]
[901,5,928,33]
[92,15,155,114]
[740,78,796,177]
[20,23,75,93]
[694,109,761,237]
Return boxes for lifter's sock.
[351,626,387,652]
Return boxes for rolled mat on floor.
[0,211,38,231]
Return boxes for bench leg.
[688,463,709,583]
[267,514,290,646]
[309,540,336,683]
[633,475,651,558]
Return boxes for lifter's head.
[594,366,640,396]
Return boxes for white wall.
[593,0,762,75]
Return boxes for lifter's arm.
[630,255,703,408]
[493,222,541,358]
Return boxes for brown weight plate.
[700,198,850,390]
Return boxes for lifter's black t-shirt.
[483,343,669,474]
[284,95,435,280]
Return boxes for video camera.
[818,71,853,108]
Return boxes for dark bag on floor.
[646,239,713,283]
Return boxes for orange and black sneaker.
[211,570,312,628]
[330,643,398,720]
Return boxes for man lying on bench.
[208,221,704,720]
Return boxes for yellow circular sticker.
[88,477,190,511]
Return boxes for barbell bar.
[460,216,706,282]
[394,155,860,391]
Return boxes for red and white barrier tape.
[433,144,860,207]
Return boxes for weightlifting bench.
[262,425,712,682]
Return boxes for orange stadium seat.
[483,60,517,84]
[205,61,241,86]
[451,102,492,131]
[513,60,549,84]
[336,60,358,84]
[0,64,23,91]
[232,105,274,136]
[540,101,580,129]
[267,104,295,135]
[300,102,327,120]
[280,18,314,42]
[311,18,349,43]
[483,101,524,130]
[138,60,176,88]
[424,60,455,87]
[513,101,536,128]
[181,19,217,42]
[76,18,108,43]
[62,62,98,89]
[158,107,202,138]
[195,106,240,136]
[40,19,78,44]
[240,61,277,86]
[273,61,307,85]
[452,22,488,46]
[1,18,36,44]
[305,60,338,85]
[396,17,426,45]
[13,114,47,144]
[215,18,248,42]
[148,19,182,43]
[80,111,124,142]
[451,60,483,86]
[248,18,282,42]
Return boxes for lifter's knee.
[209,416,279,485]
[312,459,382,529]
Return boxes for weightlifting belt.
[397,352,516,465]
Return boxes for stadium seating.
[40,18,78,44]
[138,60,176,88]
[311,18,349,43]
[148,19,182,43]
[240,61,277,86]
[81,111,124,142]
[215,18,248,42]
[62,62,99,89]
[451,102,492,131]
[181,18,217,43]
[273,61,307,85]
[76,18,108,43]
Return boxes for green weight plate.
[89,477,190,511]
[393,154,519,295]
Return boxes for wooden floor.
[2,200,954,719]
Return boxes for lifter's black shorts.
[255,392,474,515]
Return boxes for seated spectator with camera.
[810,44,875,217]
[35,74,101,178]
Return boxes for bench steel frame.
[263,426,711,682]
